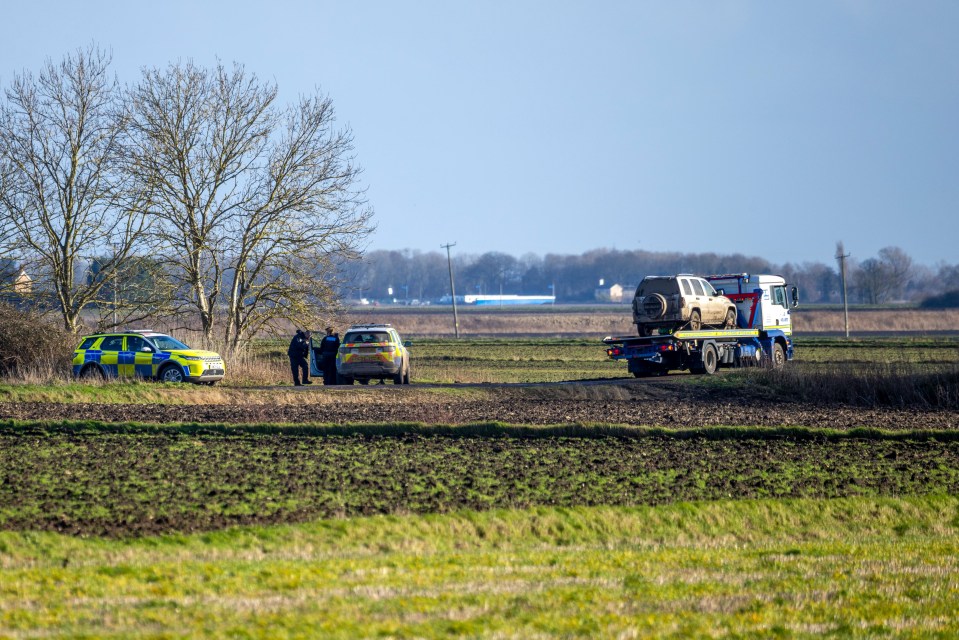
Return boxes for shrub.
[920,290,959,309]
[744,362,959,410]
[0,304,75,378]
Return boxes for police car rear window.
[78,337,98,350]
[344,332,390,344]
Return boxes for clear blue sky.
[3,1,957,267]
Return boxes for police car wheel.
[80,365,104,380]
[160,365,185,383]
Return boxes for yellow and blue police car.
[72,330,225,384]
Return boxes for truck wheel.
[688,310,702,331]
[769,343,786,369]
[723,309,737,329]
[700,343,719,375]
[402,366,411,384]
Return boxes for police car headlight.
[181,355,202,361]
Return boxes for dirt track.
[0,379,955,430]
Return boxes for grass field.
[1,335,959,637]
[2,497,958,637]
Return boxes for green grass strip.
[2,417,959,441]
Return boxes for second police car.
[72,330,226,384]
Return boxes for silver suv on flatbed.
[632,275,737,336]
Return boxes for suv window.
[127,335,147,352]
[700,279,718,296]
[78,337,98,350]
[690,279,705,296]
[637,278,675,296]
[680,279,692,296]
[100,335,124,352]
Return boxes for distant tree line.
[0,46,372,349]
[341,246,959,306]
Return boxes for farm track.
[0,378,954,429]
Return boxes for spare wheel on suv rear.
[642,293,667,319]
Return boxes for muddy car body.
[632,275,737,336]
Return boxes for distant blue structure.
[465,294,554,306]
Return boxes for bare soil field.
[1,379,954,430]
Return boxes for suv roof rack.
[347,323,393,329]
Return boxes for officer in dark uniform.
[318,326,340,385]
[287,329,312,386]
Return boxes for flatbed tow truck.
[604,273,799,376]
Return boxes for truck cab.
[706,274,799,335]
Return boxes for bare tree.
[128,61,372,349]
[0,46,149,332]
[877,246,914,301]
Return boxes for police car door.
[99,335,124,377]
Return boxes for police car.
[334,323,411,385]
[72,330,226,384]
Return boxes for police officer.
[288,329,312,386]
[318,326,341,385]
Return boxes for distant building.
[595,283,625,303]
[13,269,32,295]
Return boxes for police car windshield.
[149,335,192,351]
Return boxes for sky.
[2,1,957,267]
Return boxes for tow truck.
[604,273,799,376]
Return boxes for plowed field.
[3,426,958,536]
[0,379,954,429]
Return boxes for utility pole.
[441,242,460,338]
[835,241,850,339]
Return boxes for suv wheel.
[687,310,702,331]
[723,309,737,329]
[159,364,185,383]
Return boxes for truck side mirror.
[715,288,725,296]
[790,286,799,308]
